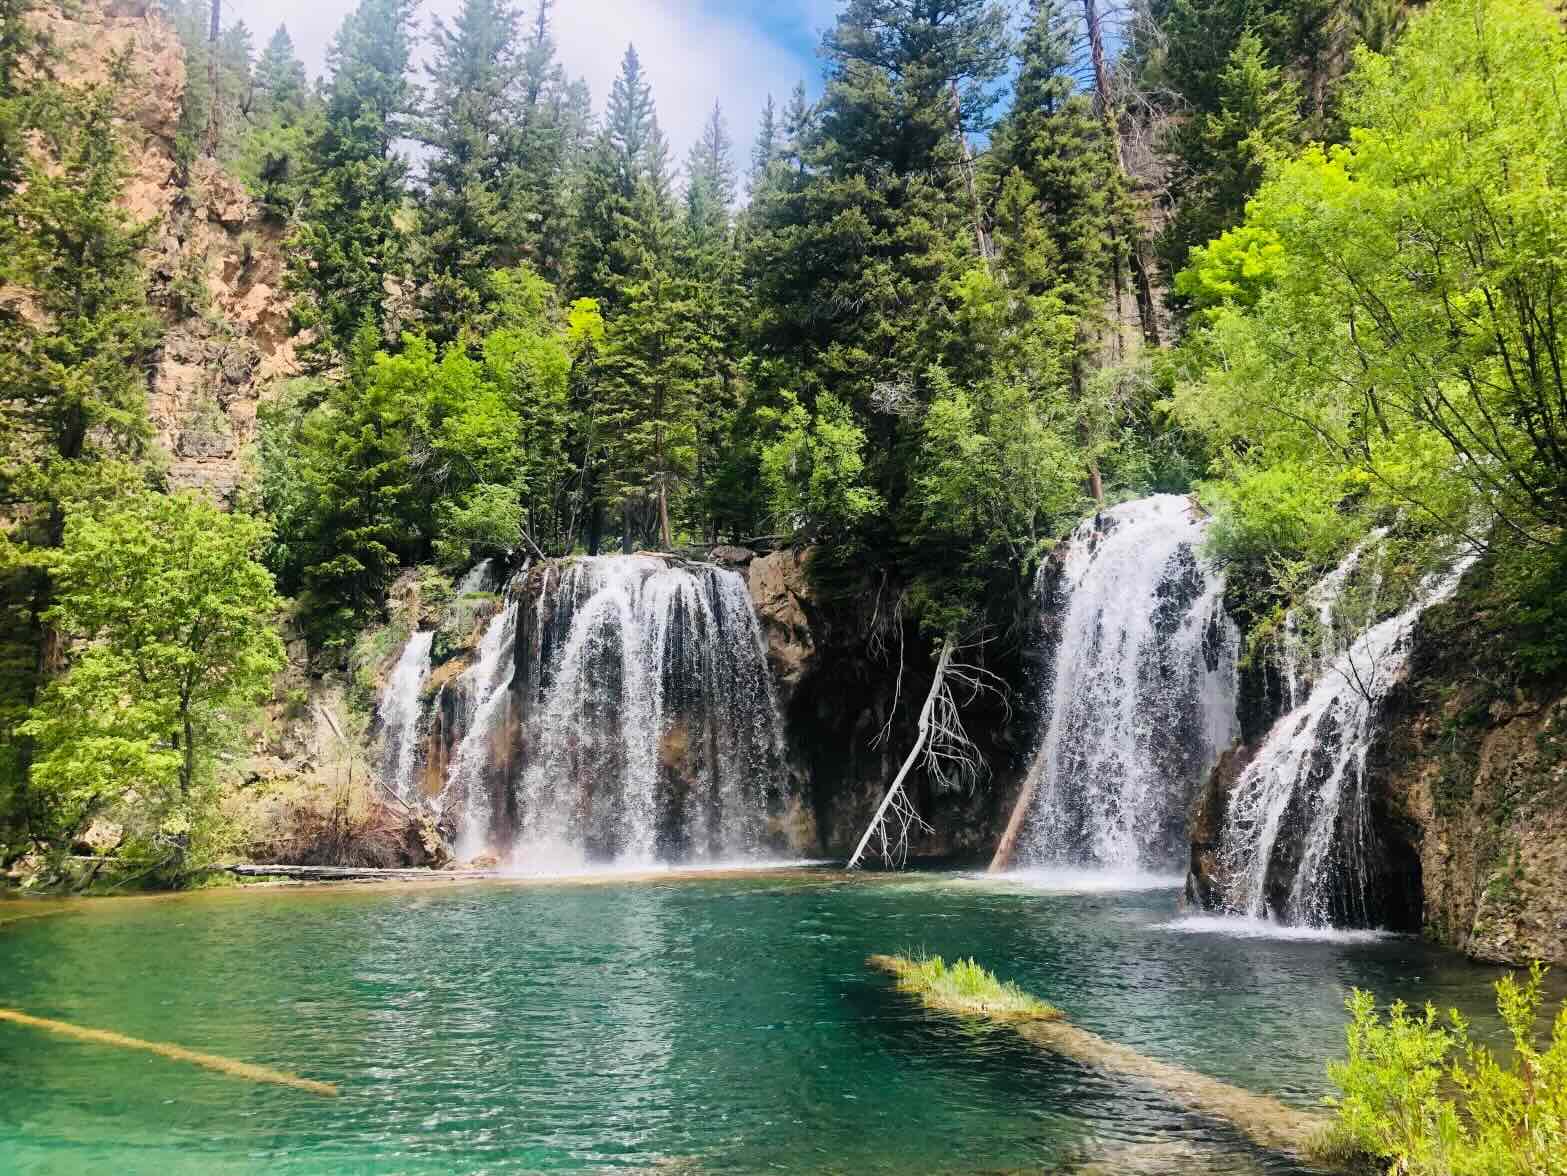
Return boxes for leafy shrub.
[1317,962,1567,1175]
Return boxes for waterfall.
[443,593,520,860]
[437,555,786,869]
[510,556,785,870]
[378,629,433,802]
[1217,544,1477,926]
[1020,495,1240,872]
[1278,528,1389,709]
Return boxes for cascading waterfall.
[1278,528,1389,710]
[443,591,520,860]
[1217,543,1477,926]
[438,555,786,869]
[1020,495,1240,871]
[378,629,433,802]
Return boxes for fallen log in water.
[0,1008,338,1095]
[221,863,498,882]
[867,953,1333,1166]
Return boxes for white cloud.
[230,0,815,168]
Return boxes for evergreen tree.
[749,93,777,195]
[570,44,672,309]
[745,0,1010,424]
[684,101,735,249]
[597,268,708,549]
[288,0,418,363]
[0,74,159,855]
[511,0,575,276]
[0,0,54,203]
[417,0,527,337]
[252,24,308,122]
[1157,31,1301,285]
[779,81,814,177]
[238,24,316,221]
[985,0,1119,314]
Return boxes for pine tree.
[779,81,814,177]
[417,0,526,337]
[0,0,54,203]
[239,24,315,221]
[511,0,574,276]
[684,102,735,250]
[252,24,307,123]
[288,0,418,363]
[749,93,777,195]
[570,44,672,309]
[745,0,1011,421]
[986,0,1119,314]
[1158,30,1301,285]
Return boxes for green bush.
[1317,962,1567,1175]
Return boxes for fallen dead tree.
[868,953,1333,1166]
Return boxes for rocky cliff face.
[41,0,297,499]
[746,547,1032,861]
[1373,605,1567,964]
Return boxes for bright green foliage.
[1173,224,1285,316]
[907,366,1083,630]
[1319,963,1567,1175]
[1173,0,1567,569]
[1159,30,1301,286]
[261,268,595,638]
[760,392,882,541]
[234,26,318,222]
[19,492,284,869]
[416,0,526,335]
[880,952,1062,1019]
[288,0,418,362]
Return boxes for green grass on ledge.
[871,952,1063,1021]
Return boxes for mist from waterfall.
[1217,542,1477,926]
[378,629,433,803]
[1021,495,1240,872]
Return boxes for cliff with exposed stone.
[37,0,297,500]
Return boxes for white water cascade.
[444,591,520,860]
[1020,495,1240,871]
[432,555,787,869]
[510,556,786,870]
[378,629,433,803]
[1217,544,1478,926]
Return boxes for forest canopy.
[4,0,1567,871]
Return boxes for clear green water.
[0,870,1523,1174]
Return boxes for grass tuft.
[871,952,1063,1021]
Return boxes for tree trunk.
[205,0,221,157]
[847,640,953,870]
[657,481,673,551]
[1082,0,1161,349]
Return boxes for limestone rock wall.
[1375,644,1567,964]
[746,547,1032,861]
[41,0,297,500]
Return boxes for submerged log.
[221,864,498,882]
[867,954,1333,1166]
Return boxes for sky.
[232,0,840,168]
